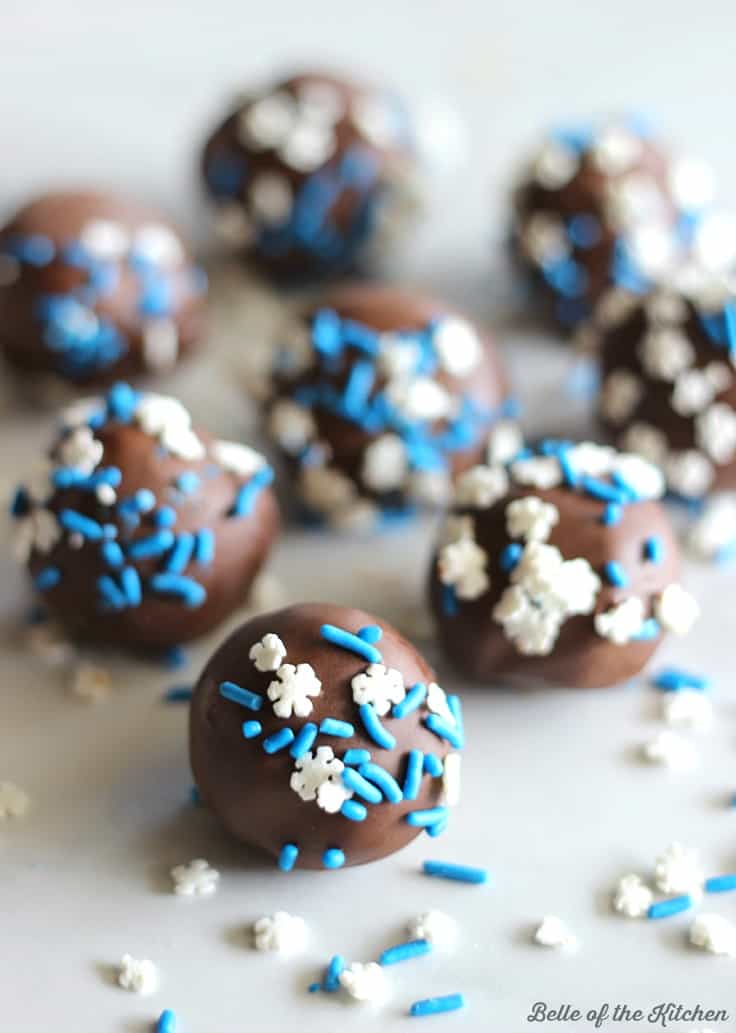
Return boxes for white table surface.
[2,3,736,1031]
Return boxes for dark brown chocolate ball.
[255,283,517,530]
[510,116,713,330]
[590,276,736,498]
[429,440,698,688]
[0,190,207,386]
[202,71,421,279]
[10,383,278,649]
[190,603,463,870]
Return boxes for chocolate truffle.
[429,440,699,688]
[510,116,714,330]
[202,71,421,279]
[10,383,278,648]
[591,274,736,499]
[190,603,463,869]
[254,283,517,530]
[0,190,206,385]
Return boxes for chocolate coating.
[258,283,515,530]
[202,71,420,279]
[12,384,278,648]
[190,603,460,869]
[0,190,206,385]
[429,441,690,688]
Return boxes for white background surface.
[2,3,736,1031]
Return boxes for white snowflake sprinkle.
[665,449,714,498]
[249,172,293,225]
[70,662,112,704]
[638,327,695,382]
[696,402,736,464]
[454,465,509,508]
[612,874,653,918]
[386,376,453,422]
[407,469,451,507]
[351,663,406,716]
[655,843,704,895]
[661,691,713,731]
[506,496,559,543]
[688,493,736,558]
[619,423,668,466]
[594,597,646,645]
[642,730,698,771]
[671,367,718,417]
[249,633,287,672]
[290,746,348,808]
[239,91,296,149]
[437,537,489,601]
[252,911,308,955]
[267,663,322,718]
[361,434,408,492]
[211,440,266,478]
[534,916,578,950]
[133,224,184,268]
[300,465,355,515]
[440,753,462,806]
[170,858,220,897]
[135,394,204,461]
[268,400,317,455]
[142,319,179,371]
[510,455,562,490]
[566,442,617,478]
[58,426,103,475]
[0,781,30,818]
[407,910,458,948]
[426,681,455,724]
[486,421,524,466]
[118,954,158,995]
[654,584,700,636]
[532,140,579,190]
[13,508,61,563]
[432,317,482,378]
[79,219,130,260]
[612,452,665,499]
[690,913,736,956]
[339,961,388,1002]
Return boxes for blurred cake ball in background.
[252,283,518,531]
[0,191,207,387]
[201,70,422,280]
[509,114,715,331]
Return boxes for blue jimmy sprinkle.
[101,540,124,568]
[601,502,622,526]
[644,536,664,563]
[410,993,465,1018]
[441,583,458,616]
[154,506,177,528]
[379,939,432,966]
[705,874,736,894]
[319,717,355,738]
[427,814,449,838]
[162,644,186,670]
[242,720,262,739]
[106,382,139,422]
[232,466,274,517]
[133,488,156,512]
[308,982,321,994]
[218,680,263,711]
[290,722,318,759]
[423,754,443,777]
[558,448,578,487]
[343,748,371,766]
[278,843,299,872]
[324,954,345,991]
[127,529,175,560]
[97,574,127,610]
[579,476,628,505]
[320,623,383,663]
[359,702,396,749]
[340,799,368,822]
[156,1009,177,1033]
[406,806,448,828]
[59,509,104,539]
[500,542,523,572]
[341,766,383,803]
[358,762,403,804]
[647,895,694,919]
[393,682,427,719]
[176,470,200,495]
[194,528,215,565]
[34,567,61,591]
[121,567,142,606]
[603,560,629,587]
[263,727,295,754]
[149,572,206,607]
[402,750,424,801]
[357,624,382,644]
[322,848,345,870]
[162,685,192,703]
[631,618,659,641]
[423,860,488,884]
[165,533,195,574]
[651,667,710,692]
[424,713,462,749]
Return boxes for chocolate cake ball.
[190,603,463,869]
[10,383,278,648]
[510,116,714,330]
[255,283,517,530]
[592,273,736,499]
[202,71,421,279]
[0,191,206,386]
[429,440,699,688]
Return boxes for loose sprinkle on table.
[410,993,465,1017]
[422,860,488,884]
[379,939,432,965]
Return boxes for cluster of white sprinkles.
[217,619,465,869]
[9,382,273,618]
[642,664,714,769]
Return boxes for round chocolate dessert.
[429,440,699,688]
[190,603,463,869]
[0,190,207,386]
[202,70,421,279]
[10,383,277,648]
[591,273,736,499]
[510,115,714,330]
[255,283,518,530]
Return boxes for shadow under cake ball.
[190,603,463,870]
[0,191,207,386]
[202,70,420,279]
[256,283,517,530]
[10,383,278,648]
[429,440,699,688]
[592,275,736,499]
[510,115,714,330]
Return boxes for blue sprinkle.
[34,566,61,591]
[423,860,488,884]
[232,466,274,517]
[127,529,175,559]
[106,382,139,422]
[218,680,263,711]
[580,476,628,505]
[410,993,465,1018]
[500,543,523,572]
[358,762,403,803]
[406,806,448,828]
[341,767,383,803]
[631,618,660,641]
[176,470,200,495]
[441,584,458,616]
[154,506,177,528]
[341,799,368,822]
[156,1008,177,1033]
[163,645,187,670]
[320,624,382,663]
[120,566,142,606]
[447,694,464,740]
[165,533,195,574]
[357,624,382,644]
[423,754,443,777]
[601,502,622,526]
[101,540,124,568]
[194,529,215,565]
[263,727,295,754]
[162,685,192,703]
[242,720,262,739]
[10,487,30,518]
[97,574,127,610]
[312,309,343,357]
[59,509,104,539]
[308,982,321,994]
[342,360,375,419]
[402,749,424,801]
[359,702,396,749]
[380,939,432,966]
[651,667,710,692]
[427,815,448,838]
[567,213,601,249]
[133,488,156,512]
[14,233,56,266]
[343,748,371,766]
[558,448,578,487]
[278,843,299,872]
[393,682,427,719]
[149,572,206,607]
[319,717,355,738]
[189,785,200,805]
[290,722,318,758]
[604,560,629,587]
[322,848,345,870]
[611,469,641,501]
[644,536,664,563]
[705,874,736,894]
[324,953,345,991]
[647,895,694,919]
[424,713,462,749]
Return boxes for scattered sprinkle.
[422,860,488,884]
[0,781,30,818]
[410,993,465,1017]
[253,911,308,955]
[170,858,220,897]
[612,874,653,918]
[339,961,388,1002]
[534,915,578,948]
[118,954,158,995]
[70,662,112,703]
